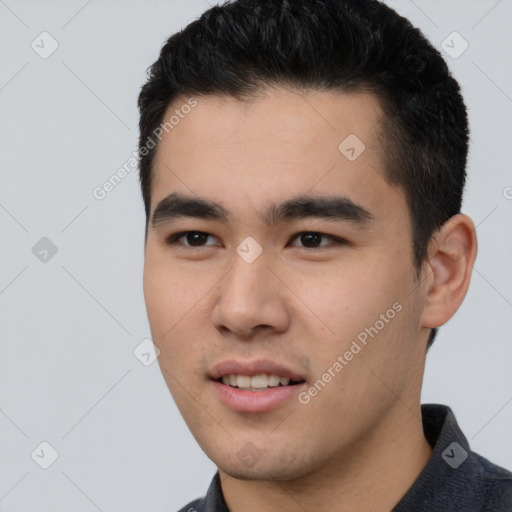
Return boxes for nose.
[211,253,291,338]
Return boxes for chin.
[213,449,315,482]
[219,464,310,482]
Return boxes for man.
[137,0,512,510]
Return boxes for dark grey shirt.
[178,404,512,511]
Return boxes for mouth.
[210,360,307,412]
[216,373,306,391]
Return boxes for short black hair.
[137,0,469,349]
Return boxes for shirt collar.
[392,403,482,510]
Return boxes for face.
[143,87,430,481]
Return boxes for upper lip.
[210,359,306,382]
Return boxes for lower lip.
[211,380,306,413]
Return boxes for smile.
[219,373,304,390]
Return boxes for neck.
[220,400,432,512]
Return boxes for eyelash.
[165,231,348,249]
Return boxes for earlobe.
[420,214,478,330]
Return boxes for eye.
[289,231,346,248]
[167,231,220,247]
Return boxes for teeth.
[220,373,296,389]
[268,375,280,386]
[236,375,251,388]
[250,374,268,388]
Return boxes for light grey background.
[0,0,511,510]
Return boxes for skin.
[143,87,477,511]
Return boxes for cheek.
[144,256,204,332]
[291,257,415,369]
[292,262,389,334]
[143,258,216,376]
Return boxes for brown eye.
[183,231,210,246]
[166,231,220,247]
[299,233,323,248]
[290,231,342,248]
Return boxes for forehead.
[156,87,383,154]
[150,87,400,221]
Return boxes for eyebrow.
[151,192,374,228]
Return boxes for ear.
[420,214,478,330]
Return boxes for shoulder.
[472,451,512,510]
[176,498,206,512]
[175,472,226,512]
